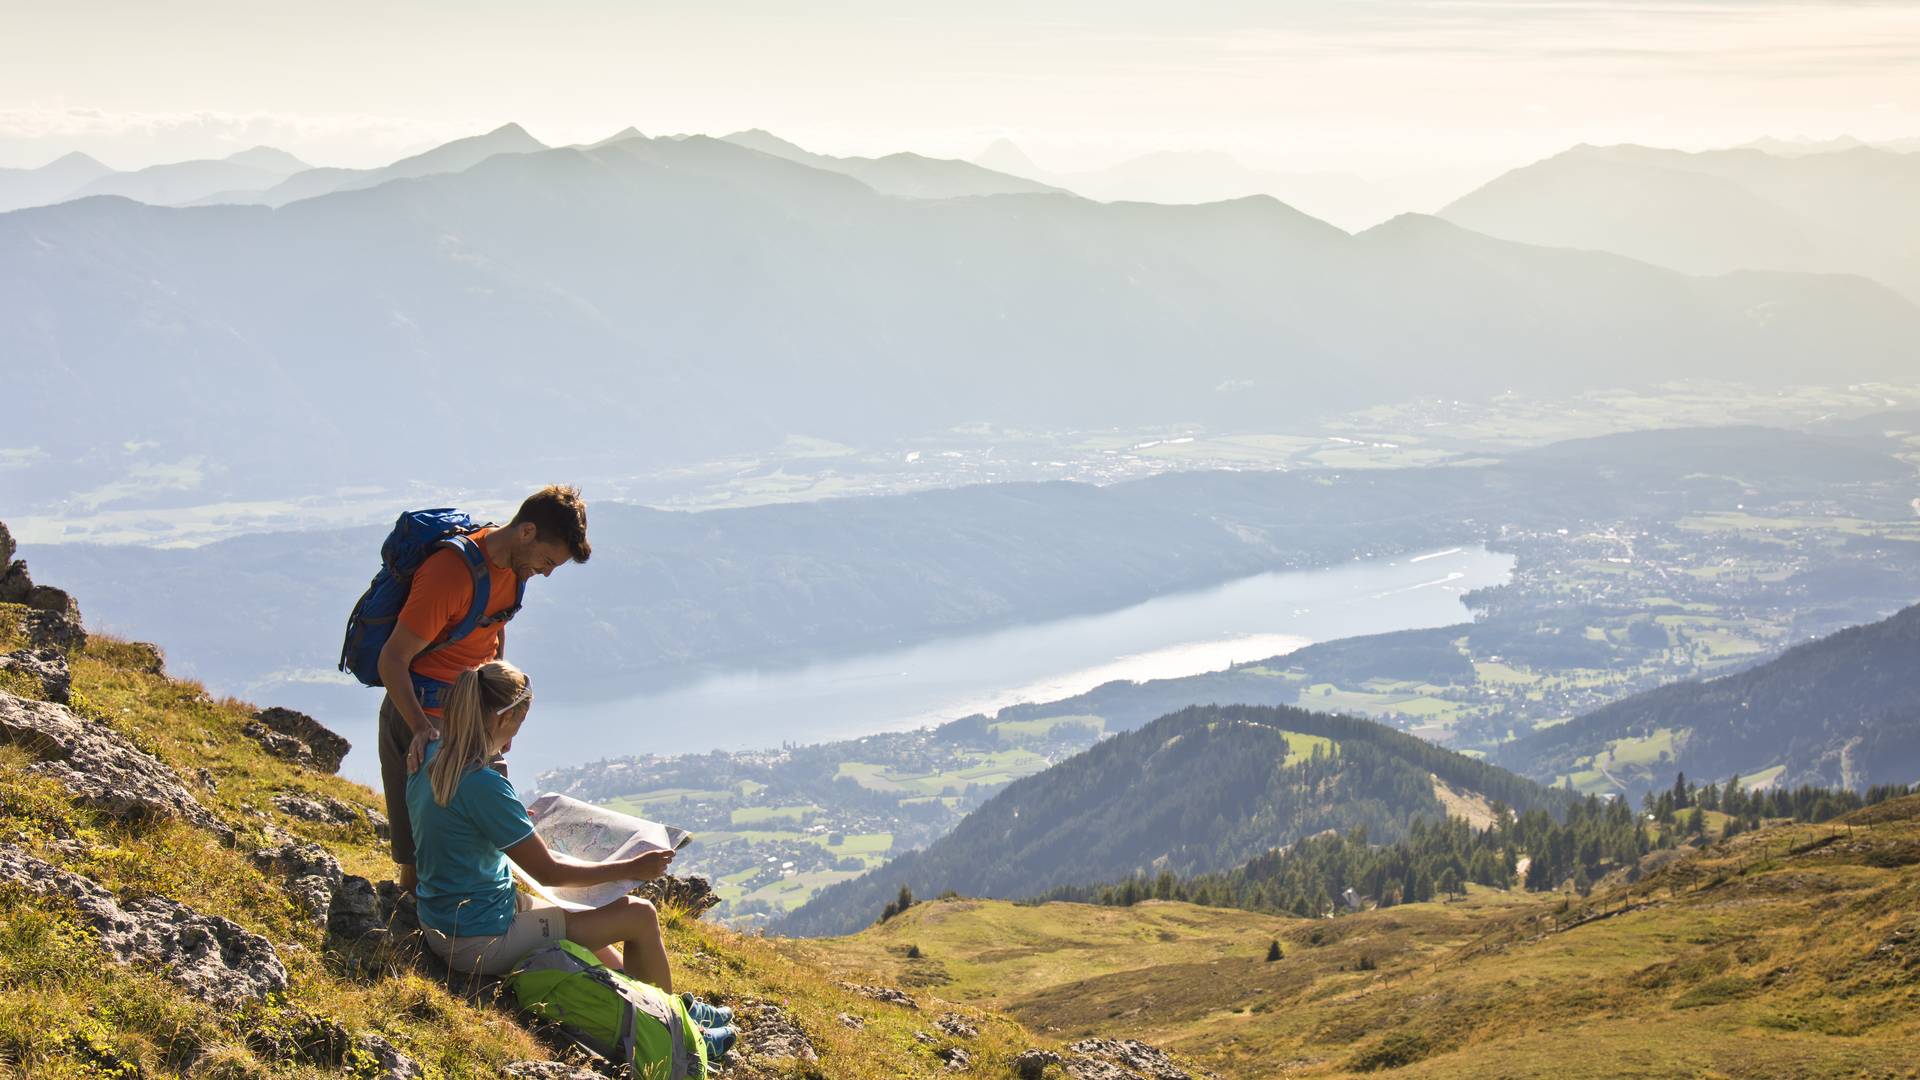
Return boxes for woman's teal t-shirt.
[406,741,535,937]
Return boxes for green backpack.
[504,940,710,1080]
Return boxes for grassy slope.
[793,803,1920,1079]
[0,603,1041,1078]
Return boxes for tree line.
[1035,778,1916,917]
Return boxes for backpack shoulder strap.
[443,533,494,643]
[416,534,492,659]
[480,573,528,630]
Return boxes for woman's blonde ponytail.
[428,660,530,806]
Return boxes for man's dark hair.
[510,484,591,563]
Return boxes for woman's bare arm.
[504,832,674,888]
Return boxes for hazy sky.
[3,0,1916,175]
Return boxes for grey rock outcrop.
[273,790,371,830]
[25,604,86,652]
[1015,1049,1064,1080]
[18,580,85,645]
[502,1063,606,1080]
[0,691,230,840]
[354,1033,424,1079]
[1065,1039,1191,1080]
[26,584,79,618]
[938,1012,980,1039]
[328,874,383,945]
[0,647,70,703]
[0,521,28,604]
[245,721,312,765]
[635,873,722,918]
[840,981,918,1009]
[119,641,166,674]
[0,844,287,1007]
[737,999,817,1064]
[248,706,350,774]
[251,841,345,926]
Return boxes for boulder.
[328,874,383,945]
[1016,1050,1064,1080]
[938,1012,980,1039]
[736,999,817,1064]
[939,1046,972,1072]
[251,841,345,927]
[0,522,28,605]
[0,563,27,605]
[502,1064,606,1080]
[0,844,287,1007]
[243,722,314,766]
[25,606,85,652]
[120,641,166,675]
[0,647,70,703]
[24,584,78,617]
[273,791,366,829]
[634,873,722,919]
[354,1033,424,1079]
[840,982,917,1009]
[1065,1039,1191,1080]
[0,691,229,840]
[250,706,350,775]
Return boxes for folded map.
[515,792,694,911]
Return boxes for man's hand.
[628,848,675,881]
[406,724,441,774]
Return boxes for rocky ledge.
[0,690,231,841]
[0,844,287,1008]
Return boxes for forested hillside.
[1499,600,1920,790]
[778,704,1567,936]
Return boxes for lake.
[509,545,1513,779]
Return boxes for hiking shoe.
[682,994,734,1027]
[700,1023,738,1062]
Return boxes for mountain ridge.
[8,135,1914,511]
[777,703,1568,936]
[1498,600,1920,792]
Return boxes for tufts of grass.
[2,626,1063,1078]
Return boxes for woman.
[406,660,734,1050]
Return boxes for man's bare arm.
[378,625,435,736]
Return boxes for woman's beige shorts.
[422,891,568,976]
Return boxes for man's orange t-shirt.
[396,527,520,715]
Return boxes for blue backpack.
[337,509,526,693]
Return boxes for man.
[378,484,591,892]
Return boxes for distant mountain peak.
[591,126,646,147]
[223,146,309,174]
[974,137,1041,177]
[722,129,816,159]
[44,150,109,173]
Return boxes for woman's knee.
[612,895,658,930]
